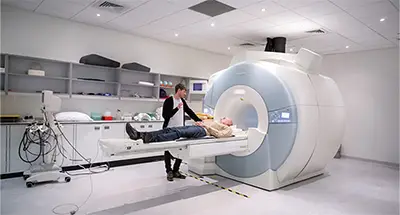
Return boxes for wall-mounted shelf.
[72,79,119,85]
[9,73,70,80]
[1,53,207,103]
[121,83,157,88]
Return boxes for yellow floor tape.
[183,173,250,198]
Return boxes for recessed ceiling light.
[261,8,266,12]
[228,47,231,50]
[380,18,385,22]
[345,45,350,49]
[211,22,215,27]
[174,33,179,37]
[97,14,100,17]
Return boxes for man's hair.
[175,83,186,93]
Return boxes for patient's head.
[220,117,233,126]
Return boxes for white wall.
[321,48,399,164]
[0,6,228,117]
[1,6,230,78]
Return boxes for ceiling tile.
[240,1,287,18]
[2,0,43,11]
[293,1,343,19]
[164,0,208,9]
[217,0,264,8]
[211,9,258,28]
[311,12,364,32]
[258,20,322,40]
[389,0,399,9]
[290,33,356,52]
[72,6,122,25]
[360,12,399,40]
[345,1,398,20]
[133,9,209,34]
[221,19,276,36]
[108,0,187,30]
[328,0,386,10]
[273,0,326,9]
[36,0,88,19]
[261,11,306,26]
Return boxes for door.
[102,123,124,139]
[101,123,126,162]
[75,124,102,165]
[1,126,8,174]
[56,124,74,167]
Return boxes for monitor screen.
[281,112,290,119]
[193,83,203,91]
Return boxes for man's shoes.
[173,171,186,179]
[167,171,174,181]
[126,123,140,140]
[143,133,152,144]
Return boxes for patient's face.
[220,117,233,126]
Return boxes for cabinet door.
[102,124,125,139]
[56,124,74,167]
[1,126,8,174]
[149,122,163,131]
[75,124,102,165]
[9,125,41,173]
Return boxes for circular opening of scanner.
[214,85,268,157]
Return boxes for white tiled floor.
[1,158,399,215]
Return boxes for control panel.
[269,107,296,124]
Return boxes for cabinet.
[1,126,8,174]
[56,124,74,167]
[9,125,42,173]
[75,124,103,165]
[101,123,125,139]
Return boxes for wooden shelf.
[72,79,118,84]
[8,73,69,80]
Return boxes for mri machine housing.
[188,48,345,191]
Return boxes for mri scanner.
[99,48,345,191]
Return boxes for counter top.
[0,120,164,126]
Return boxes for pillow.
[55,112,93,122]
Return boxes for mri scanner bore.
[100,48,345,191]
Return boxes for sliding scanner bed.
[98,136,248,160]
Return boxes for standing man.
[162,83,202,181]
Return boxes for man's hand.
[195,121,204,127]
[177,103,183,109]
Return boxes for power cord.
[51,122,110,215]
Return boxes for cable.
[51,122,110,215]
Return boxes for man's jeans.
[148,125,207,142]
[147,125,206,173]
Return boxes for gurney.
[98,136,248,160]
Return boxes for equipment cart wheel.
[26,182,34,188]
[65,177,71,183]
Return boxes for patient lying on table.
[126,117,233,143]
